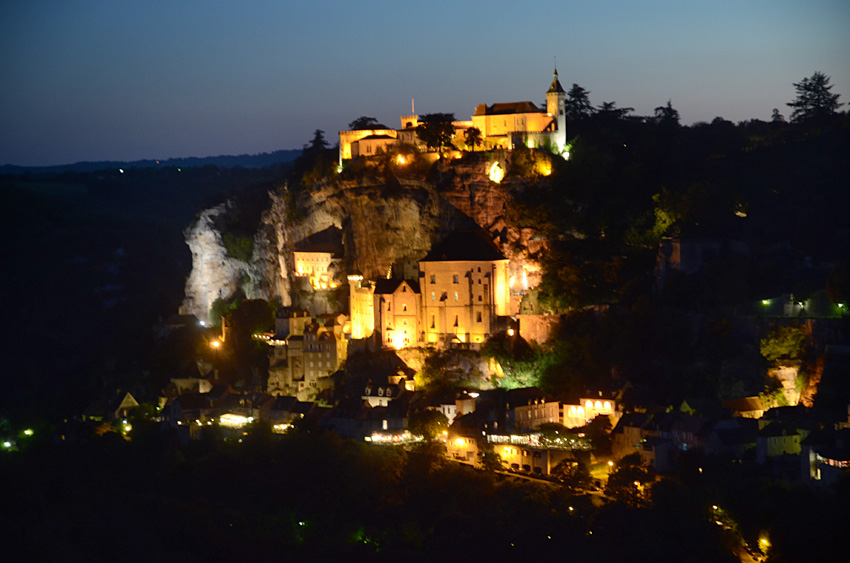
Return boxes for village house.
[266,309,349,400]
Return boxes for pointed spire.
[547,65,565,94]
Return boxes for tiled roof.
[293,226,343,256]
[420,231,506,262]
[373,278,421,295]
[722,397,764,412]
[474,101,543,116]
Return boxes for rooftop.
[420,231,506,263]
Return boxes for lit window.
[454,292,458,302]
[431,291,435,302]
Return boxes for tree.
[604,453,654,506]
[416,113,455,155]
[303,129,328,154]
[463,127,483,151]
[654,100,680,127]
[477,442,503,472]
[565,84,595,121]
[787,71,843,122]
[552,458,592,489]
[596,101,634,120]
[760,325,807,365]
[408,409,449,442]
[348,116,383,130]
[771,108,786,123]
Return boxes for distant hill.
[0,149,301,174]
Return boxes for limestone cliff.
[182,156,547,319]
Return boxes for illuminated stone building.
[348,273,375,340]
[419,231,510,347]
[471,66,566,151]
[514,393,618,431]
[266,309,348,400]
[347,231,510,349]
[293,228,344,290]
[564,396,617,428]
[338,68,569,163]
[338,127,398,163]
[374,279,421,348]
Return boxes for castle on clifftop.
[339,68,568,164]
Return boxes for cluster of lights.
[366,431,419,444]
[219,413,253,428]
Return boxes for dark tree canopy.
[565,84,595,121]
[348,116,384,130]
[596,101,634,120]
[787,71,843,122]
[654,100,680,126]
[416,113,455,154]
[463,126,483,151]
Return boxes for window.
[402,304,407,312]
[387,303,391,311]
[454,292,458,302]
[431,291,435,302]
[476,312,482,322]
[430,274,436,284]
[478,295,482,302]
[478,267,481,272]
[431,315,435,329]
[402,285,406,293]
[453,274,459,284]
[453,315,459,327]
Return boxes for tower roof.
[547,68,565,94]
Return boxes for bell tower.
[546,67,567,151]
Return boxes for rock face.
[181,156,546,319]
[181,204,251,321]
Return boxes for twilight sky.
[2,0,848,167]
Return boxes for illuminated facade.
[346,231,510,350]
[419,231,510,347]
[266,311,348,400]
[293,251,336,289]
[339,128,398,162]
[374,279,420,349]
[348,274,375,340]
[564,397,617,428]
[515,395,618,431]
[293,228,343,290]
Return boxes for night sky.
[2,0,848,167]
